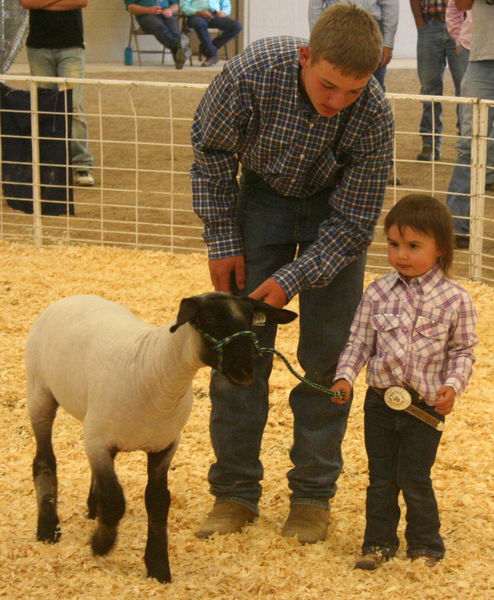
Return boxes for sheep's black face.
[197,294,260,386]
[172,292,297,386]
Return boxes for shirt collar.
[388,263,445,296]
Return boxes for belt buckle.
[384,386,412,410]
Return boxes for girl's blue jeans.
[362,388,445,559]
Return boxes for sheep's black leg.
[144,440,179,583]
[87,474,97,519]
[87,447,125,556]
[29,390,60,544]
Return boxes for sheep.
[25,292,297,583]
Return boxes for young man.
[125,1,191,70]
[179,0,241,67]
[21,0,94,187]
[191,4,394,543]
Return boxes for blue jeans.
[416,19,464,152]
[207,169,366,513]
[187,14,241,58]
[26,46,93,169]
[137,14,180,52]
[447,60,494,235]
[373,65,386,91]
[362,388,445,559]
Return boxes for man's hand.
[249,278,287,308]
[208,256,245,293]
[197,10,214,18]
[380,46,393,68]
[330,379,352,404]
[217,10,227,17]
[433,385,456,415]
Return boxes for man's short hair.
[309,2,383,77]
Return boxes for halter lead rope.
[191,324,345,399]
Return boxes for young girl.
[331,194,478,569]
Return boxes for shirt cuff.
[443,376,465,397]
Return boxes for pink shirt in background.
[445,0,472,51]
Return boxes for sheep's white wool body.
[25,295,202,453]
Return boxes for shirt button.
[402,327,408,333]
[291,178,296,183]
[309,123,315,128]
[300,153,305,159]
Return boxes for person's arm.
[446,0,465,46]
[442,292,478,398]
[166,2,179,15]
[455,0,474,11]
[269,99,394,301]
[21,0,87,9]
[331,289,377,399]
[191,66,250,292]
[409,0,426,29]
[127,2,161,16]
[378,0,399,66]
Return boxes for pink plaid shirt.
[335,265,477,401]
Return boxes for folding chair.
[128,14,169,66]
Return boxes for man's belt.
[371,386,444,431]
[424,13,446,22]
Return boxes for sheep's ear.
[249,298,297,325]
[170,297,199,333]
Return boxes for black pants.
[362,387,445,558]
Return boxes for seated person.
[180,0,241,66]
[125,0,190,69]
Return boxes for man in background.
[180,0,241,67]
[446,0,494,248]
[21,0,94,187]
[125,1,191,70]
[410,0,464,162]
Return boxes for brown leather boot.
[355,552,388,570]
[281,504,330,544]
[195,502,256,538]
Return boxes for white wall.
[242,0,416,59]
[12,0,417,67]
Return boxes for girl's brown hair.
[384,194,455,276]
[309,3,383,77]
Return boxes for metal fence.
[0,73,493,283]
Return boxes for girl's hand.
[433,385,456,415]
[330,379,352,404]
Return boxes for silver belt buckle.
[384,386,412,410]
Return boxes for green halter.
[190,323,345,399]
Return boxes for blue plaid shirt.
[191,36,394,300]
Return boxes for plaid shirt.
[419,0,448,17]
[191,36,393,300]
[335,265,478,400]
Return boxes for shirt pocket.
[371,311,405,354]
[372,312,400,333]
[412,312,449,360]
